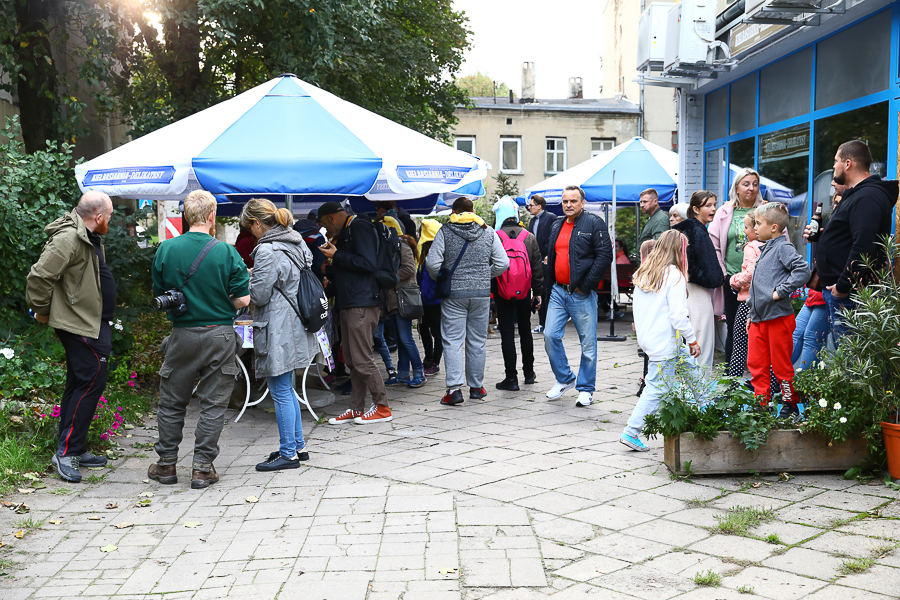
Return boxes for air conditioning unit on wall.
[637,2,676,71]
[663,0,717,73]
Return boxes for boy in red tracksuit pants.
[745,203,811,418]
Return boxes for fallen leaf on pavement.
[48,520,63,525]
[31,482,46,489]
[245,496,259,503]
[13,503,29,514]
[183,522,201,528]
[88,516,101,520]
[13,531,24,539]
[17,488,34,494]
[114,523,134,529]
[438,567,456,574]
[99,545,117,552]
[134,499,151,507]
[751,483,761,489]
[105,502,118,509]
[138,492,154,498]
[141,479,149,483]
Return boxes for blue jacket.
[546,210,612,293]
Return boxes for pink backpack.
[496,229,532,300]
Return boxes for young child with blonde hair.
[621,230,702,452]
[726,209,764,377]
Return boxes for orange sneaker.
[354,404,393,424]
[328,409,363,425]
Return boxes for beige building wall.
[454,107,639,198]
[602,0,678,151]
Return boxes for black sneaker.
[441,389,464,406]
[470,387,487,400]
[52,454,81,483]
[267,450,309,462]
[523,371,536,385]
[340,380,352,396]
[256,453,300,472]
[778,403,800,419]
[79,451,108,468]
[387,367,398,379]
[495,377,519,391]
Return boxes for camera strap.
[176,238,220,292]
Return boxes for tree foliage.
[456,71,512,98]
[120,0,471,141]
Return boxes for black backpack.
[351,215,401,290]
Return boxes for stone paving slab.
[2,320,900,599]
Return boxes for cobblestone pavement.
[2,321,900,600]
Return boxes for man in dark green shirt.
[636,188,670,258]
[149,190,250,490]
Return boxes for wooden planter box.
[664,429,869,475]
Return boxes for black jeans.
[538,264,550,327]
[420,304,443,366]
[55,323,112,457]
[496,294,534,379]
[723,283,740,365]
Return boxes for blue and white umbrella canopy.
[519,137,678,207]
[75,75,489,201]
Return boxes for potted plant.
[795,237,900,479]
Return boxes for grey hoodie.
[746,236,810,323]
[425,221,509,299]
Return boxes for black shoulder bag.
[435,240,469,300]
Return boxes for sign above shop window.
[760,126,809,163]
[730,22,788,56]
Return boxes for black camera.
[151,289,188,316]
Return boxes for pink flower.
[50,406,60,418]
[100,433,108,441]
[128,381,135,387]
[40,414,46,418]
[111,422,119,430]
[131,372,136,378]
[93,415,100,420]
[117,406,123,411]
[99,396,107,404]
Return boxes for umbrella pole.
[599,170,626,342]
[286,194,293,216]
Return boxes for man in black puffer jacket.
[543,185,613,408]
[813,140,899,342]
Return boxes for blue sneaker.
[407,376,426,388]
[385,376,409,386]
[620,434,649,452]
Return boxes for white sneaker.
[546,380,576,400]
[575,392,593,407]
[532,325,544,334]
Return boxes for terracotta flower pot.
[882,420,900,480]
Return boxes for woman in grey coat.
[241,198,318,472]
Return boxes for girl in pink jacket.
[726,210,764,378]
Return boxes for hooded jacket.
[382,241,417,314]
[746,235,810,323]
[673,217,725,290]
[425,216,509,299]
[328,215,381,310]
[292,218,327,282]
[249,226,317,378]
[26,209,105,338]
[816,175,898,295]
[546,210,612,293]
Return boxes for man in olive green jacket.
[26,191,116,483]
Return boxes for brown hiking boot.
[190,465,219,489]
[148,463,177,485]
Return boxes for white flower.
[796,368,802,372]
[833,402,842,410]
[114,323,124,331]
[839,417,847,424]
[818,399,828,408]
[818,361,826,370]
[0,348,14,360]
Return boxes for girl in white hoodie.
[621,230,703,452]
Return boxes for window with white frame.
[591,138,615,158]
[500,138,521,173]
[546,138,566,173]
[455,136,476,155]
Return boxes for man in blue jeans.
[811,140,898,343]
[543,186,613,407]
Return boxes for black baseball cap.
[317,202,344,222]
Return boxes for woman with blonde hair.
[621,230,701,452]
[709,167,764,366]
[240,198,318,472]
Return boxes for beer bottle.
[808,205,823,242]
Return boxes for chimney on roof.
[509,89,514,104]
[568,77,583,99]
[522,62,535,102]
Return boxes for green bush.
[0,115,79,314]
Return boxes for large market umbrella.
[518,137,678,208]
[75,74,489,201]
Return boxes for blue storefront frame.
[702,3,900,259]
